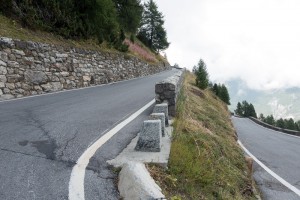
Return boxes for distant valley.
[227,79,300,120]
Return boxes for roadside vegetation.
[148,71,256,199]
[0,0,168,63]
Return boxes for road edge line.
[68,99,155,200]
[237,140,300,197]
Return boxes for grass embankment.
[148,72,256,199]
[0,14,166,64]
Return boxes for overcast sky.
[155,0,300,91]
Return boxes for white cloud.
[156,0,300,90]
[268,98,294,119]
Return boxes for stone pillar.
[153,103,169,126]
[135,120,161,152]
[149,113,165,137]
[155,70,184,117]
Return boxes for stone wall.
[0,37,170,100]
[155,70,184,116]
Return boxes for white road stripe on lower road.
[238,140,300,197]
[68,99,155,200]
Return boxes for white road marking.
[68,99,155,200]
[238,140,300,197]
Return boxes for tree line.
[234,101,257,118]
[192,59,231,105]
[234,101,300,131]
[259,114,300,131]
[0,0,169,52]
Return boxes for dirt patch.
[191,87,205,98]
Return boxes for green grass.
[148,72,256,200]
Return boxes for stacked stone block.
[153,103,169,126]
[135,120,162,152]
[149,113,165,137]
[0,37,170,100]
[155,71,184,117]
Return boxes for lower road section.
[232,117,300,200]
[0,69,178,200]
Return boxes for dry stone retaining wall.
[155,70,184,116]
[0,37,170,100]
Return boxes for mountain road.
[0,69,179,200]
[232,117,300,200]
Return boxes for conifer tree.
[235,102,243,116]
[137,0,169,52]
[276,118,285,128]
[265,115,275,125]
[219,84,230,105]
[212,83,219,96]
[195,59,209,89]
[248,103,257,118]
[113,0,143,34]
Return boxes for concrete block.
[118,161,165,200]
[153,103,169,126]
[149,113,165,137]
[135,120,161,152]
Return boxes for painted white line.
[238,140,300,197]
[247,118,300,139]
[68,99,155,200]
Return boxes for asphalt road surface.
[232,117,300,200]
[0,69,179,200]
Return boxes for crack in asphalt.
[57,129,79,160]
[25,110,58,160]
[0,147,76,168]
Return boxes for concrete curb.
[107,71,184,200]
[118,161,165,200]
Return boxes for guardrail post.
[149,113,165,137]
[135,120,162,152]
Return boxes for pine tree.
[248,103,257,118]
[285,118,295,130]
[212,83,219,96]
[265,115,275,126]
[195,59,209,89]
[241,101,250,117]
[113,0,143,34]
[137,0,169,52]
[276,118,285,128]
[235,102,243,116]
[219,84,230,105]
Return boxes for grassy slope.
[149,72,255,200]
[0,14,166,64]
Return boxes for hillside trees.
[218,84,230,105]
[137,0,169,52]
[192,59,230,105]
[0,0,170,53]
[211,83,230,105]
[234,100,257,118]
[194,59,209,89]
[257,114,300,131]
[0,0,120,42]
[113,0,143,34]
